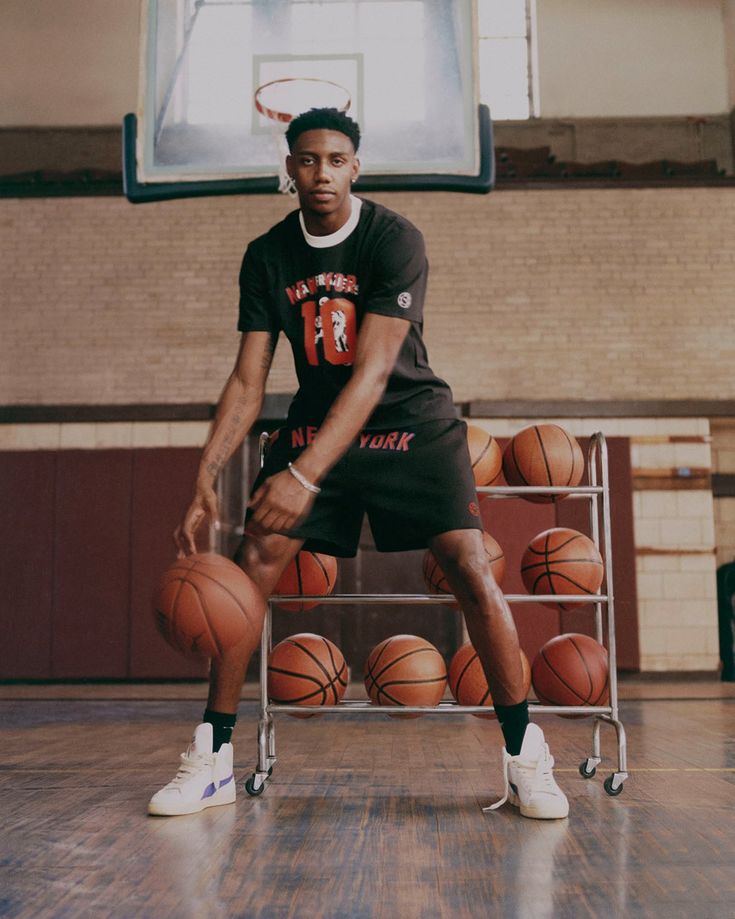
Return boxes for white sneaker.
[483,723,569,820]
[148,723,236,816]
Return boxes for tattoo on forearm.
[206,411,248,479]
[203,383,254,481]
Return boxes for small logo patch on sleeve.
[469,501,480,517]
[397,291,412,309]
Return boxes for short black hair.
[286,107,361,153]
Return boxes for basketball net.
[274,133,296,196]
[254,77,352,197]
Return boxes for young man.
[149,108,568,820]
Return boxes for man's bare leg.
[148,532,302,816]
[207,531,304,713]
[429,528,569,819]
[428,529,525,707]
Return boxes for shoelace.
[482,745,555,813]
[166,748,215,789]
[483,752,513,813]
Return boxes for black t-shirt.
[237,197,456,430]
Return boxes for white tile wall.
[169,422,210,448]
[0,421,210,449]
[131,422,171,447]
[93,422,133,448]
[0,423,61,449]
[59,423,97,449]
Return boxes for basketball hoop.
[254,77,352,196]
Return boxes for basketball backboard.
[123,0,494,202]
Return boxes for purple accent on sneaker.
[219,774,233,788]
[201,782,217,799]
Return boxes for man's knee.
[430,531,500,605]
[235,534,302,593]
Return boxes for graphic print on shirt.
[313,299,348,352]
[293,277,358,367]
[326,299,350,353]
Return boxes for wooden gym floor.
[1,679,734,919]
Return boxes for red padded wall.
[0,452,55,678]
[52,451,133,678]
[129,448,207,678]
[0,435,638,679]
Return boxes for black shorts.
[247,418,483,558]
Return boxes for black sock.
[203,709,237,752]
[494,700,529,756]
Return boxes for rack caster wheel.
[245,775,266,796]
[579,760,597,779]
[604,774,624,796]
[245,767,272,797]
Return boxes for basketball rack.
[244,431,628,801]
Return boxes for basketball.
[267,632,348,717]
[153,552,266,659]
[466,424,503,486]
[532,633,609,714]
[448,642,531,719]
[274,550,338,612]
[364,635,447,717]
[422,530,506,600]
[521,527,604,609]
[502,424,584,502]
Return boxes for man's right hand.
[173,485,220,557]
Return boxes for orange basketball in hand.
[153,553,266,659]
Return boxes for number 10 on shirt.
[302,298,357,366]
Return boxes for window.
[478,0,538,120]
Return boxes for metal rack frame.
[245,431,628,798]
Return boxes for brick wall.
[1,187,734,405]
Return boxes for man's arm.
[246,312,409,536]
[174,330,275,555]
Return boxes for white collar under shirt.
[299,195,363,248]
